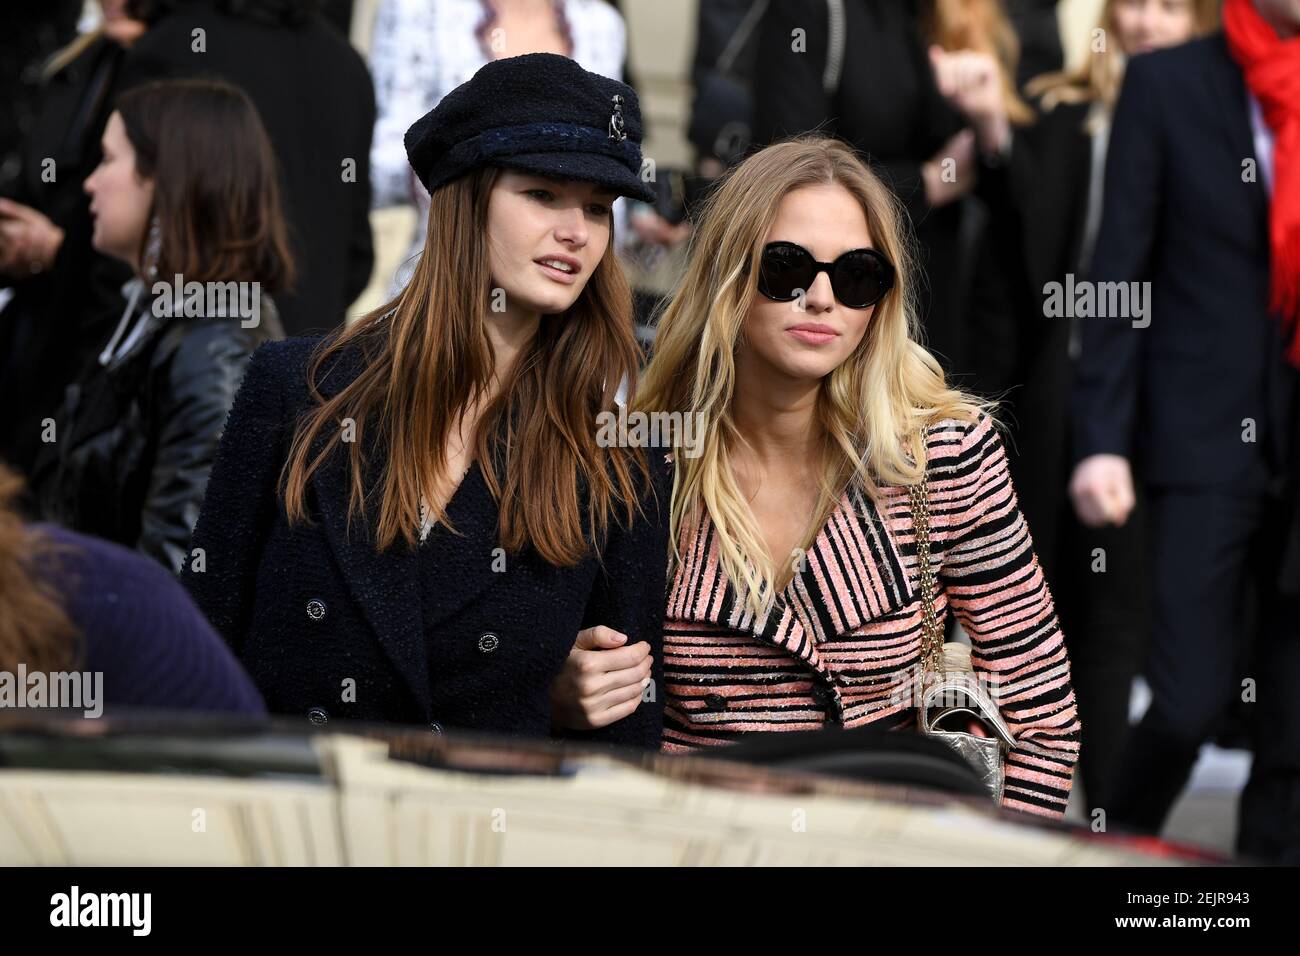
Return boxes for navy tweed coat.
[181,335,669,747]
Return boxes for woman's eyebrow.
[520,172,618,201]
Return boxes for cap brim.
[488,151,657,204]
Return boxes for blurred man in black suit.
[1071,0,1300,864]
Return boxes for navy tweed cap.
[404,52,656,204]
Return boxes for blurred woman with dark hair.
[0,462,264,715]
[31,78,291,574]
[119,0,375,335]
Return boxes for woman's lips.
[786,323,839,345]
[535,256,581,285]
[536,261,577,285]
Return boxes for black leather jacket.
[32,278,283,572]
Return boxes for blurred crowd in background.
[2,0,1298,860]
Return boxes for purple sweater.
[30,524,265,715]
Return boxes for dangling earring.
[143,215,161,283]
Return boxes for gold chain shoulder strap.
[906,427,944,680]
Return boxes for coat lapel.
[312,431,430,719]
[410,459,511,627]
[307,340,519,719]
[792,483,914,637]
[669,483,915,674]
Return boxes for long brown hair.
[0,464,80,675]
[280,167,648,564]
[117,78,295,290]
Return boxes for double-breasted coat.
[182,336,670,747]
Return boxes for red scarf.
[1224,0,1300,366]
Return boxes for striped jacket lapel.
[667,485,916,667]
[799,484,914,634]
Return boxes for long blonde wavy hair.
[636,136,993,618]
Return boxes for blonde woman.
[553,136,1082,818]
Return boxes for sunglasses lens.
[758,244,813,301]
[832,251,893,308]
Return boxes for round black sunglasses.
[756,241,895,309]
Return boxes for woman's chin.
[515,288,580,317]
[772,352,844,383]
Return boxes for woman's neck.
[484,305,540,383]
[730,365,824,467]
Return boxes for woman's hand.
[928,47,1012,157]
[0,198,64,277]
[100,0,148,47]
[549,625,653,730]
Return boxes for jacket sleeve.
[180,341,290,656]
[964,150,1034,398]
[561,458,673,750]
[938,415,1083,818]
[138,326,258,574]
[1071,54,1164,463]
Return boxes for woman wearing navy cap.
[182,53,669,745]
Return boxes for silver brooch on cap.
[608,94,627,142]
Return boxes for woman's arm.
[179,341,290,656]
[901,24,970,211]
[1073,55,1164,465]
[938,414,1083,818]
[556,457,672,749]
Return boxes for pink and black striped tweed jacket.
[661,413,1083,818]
